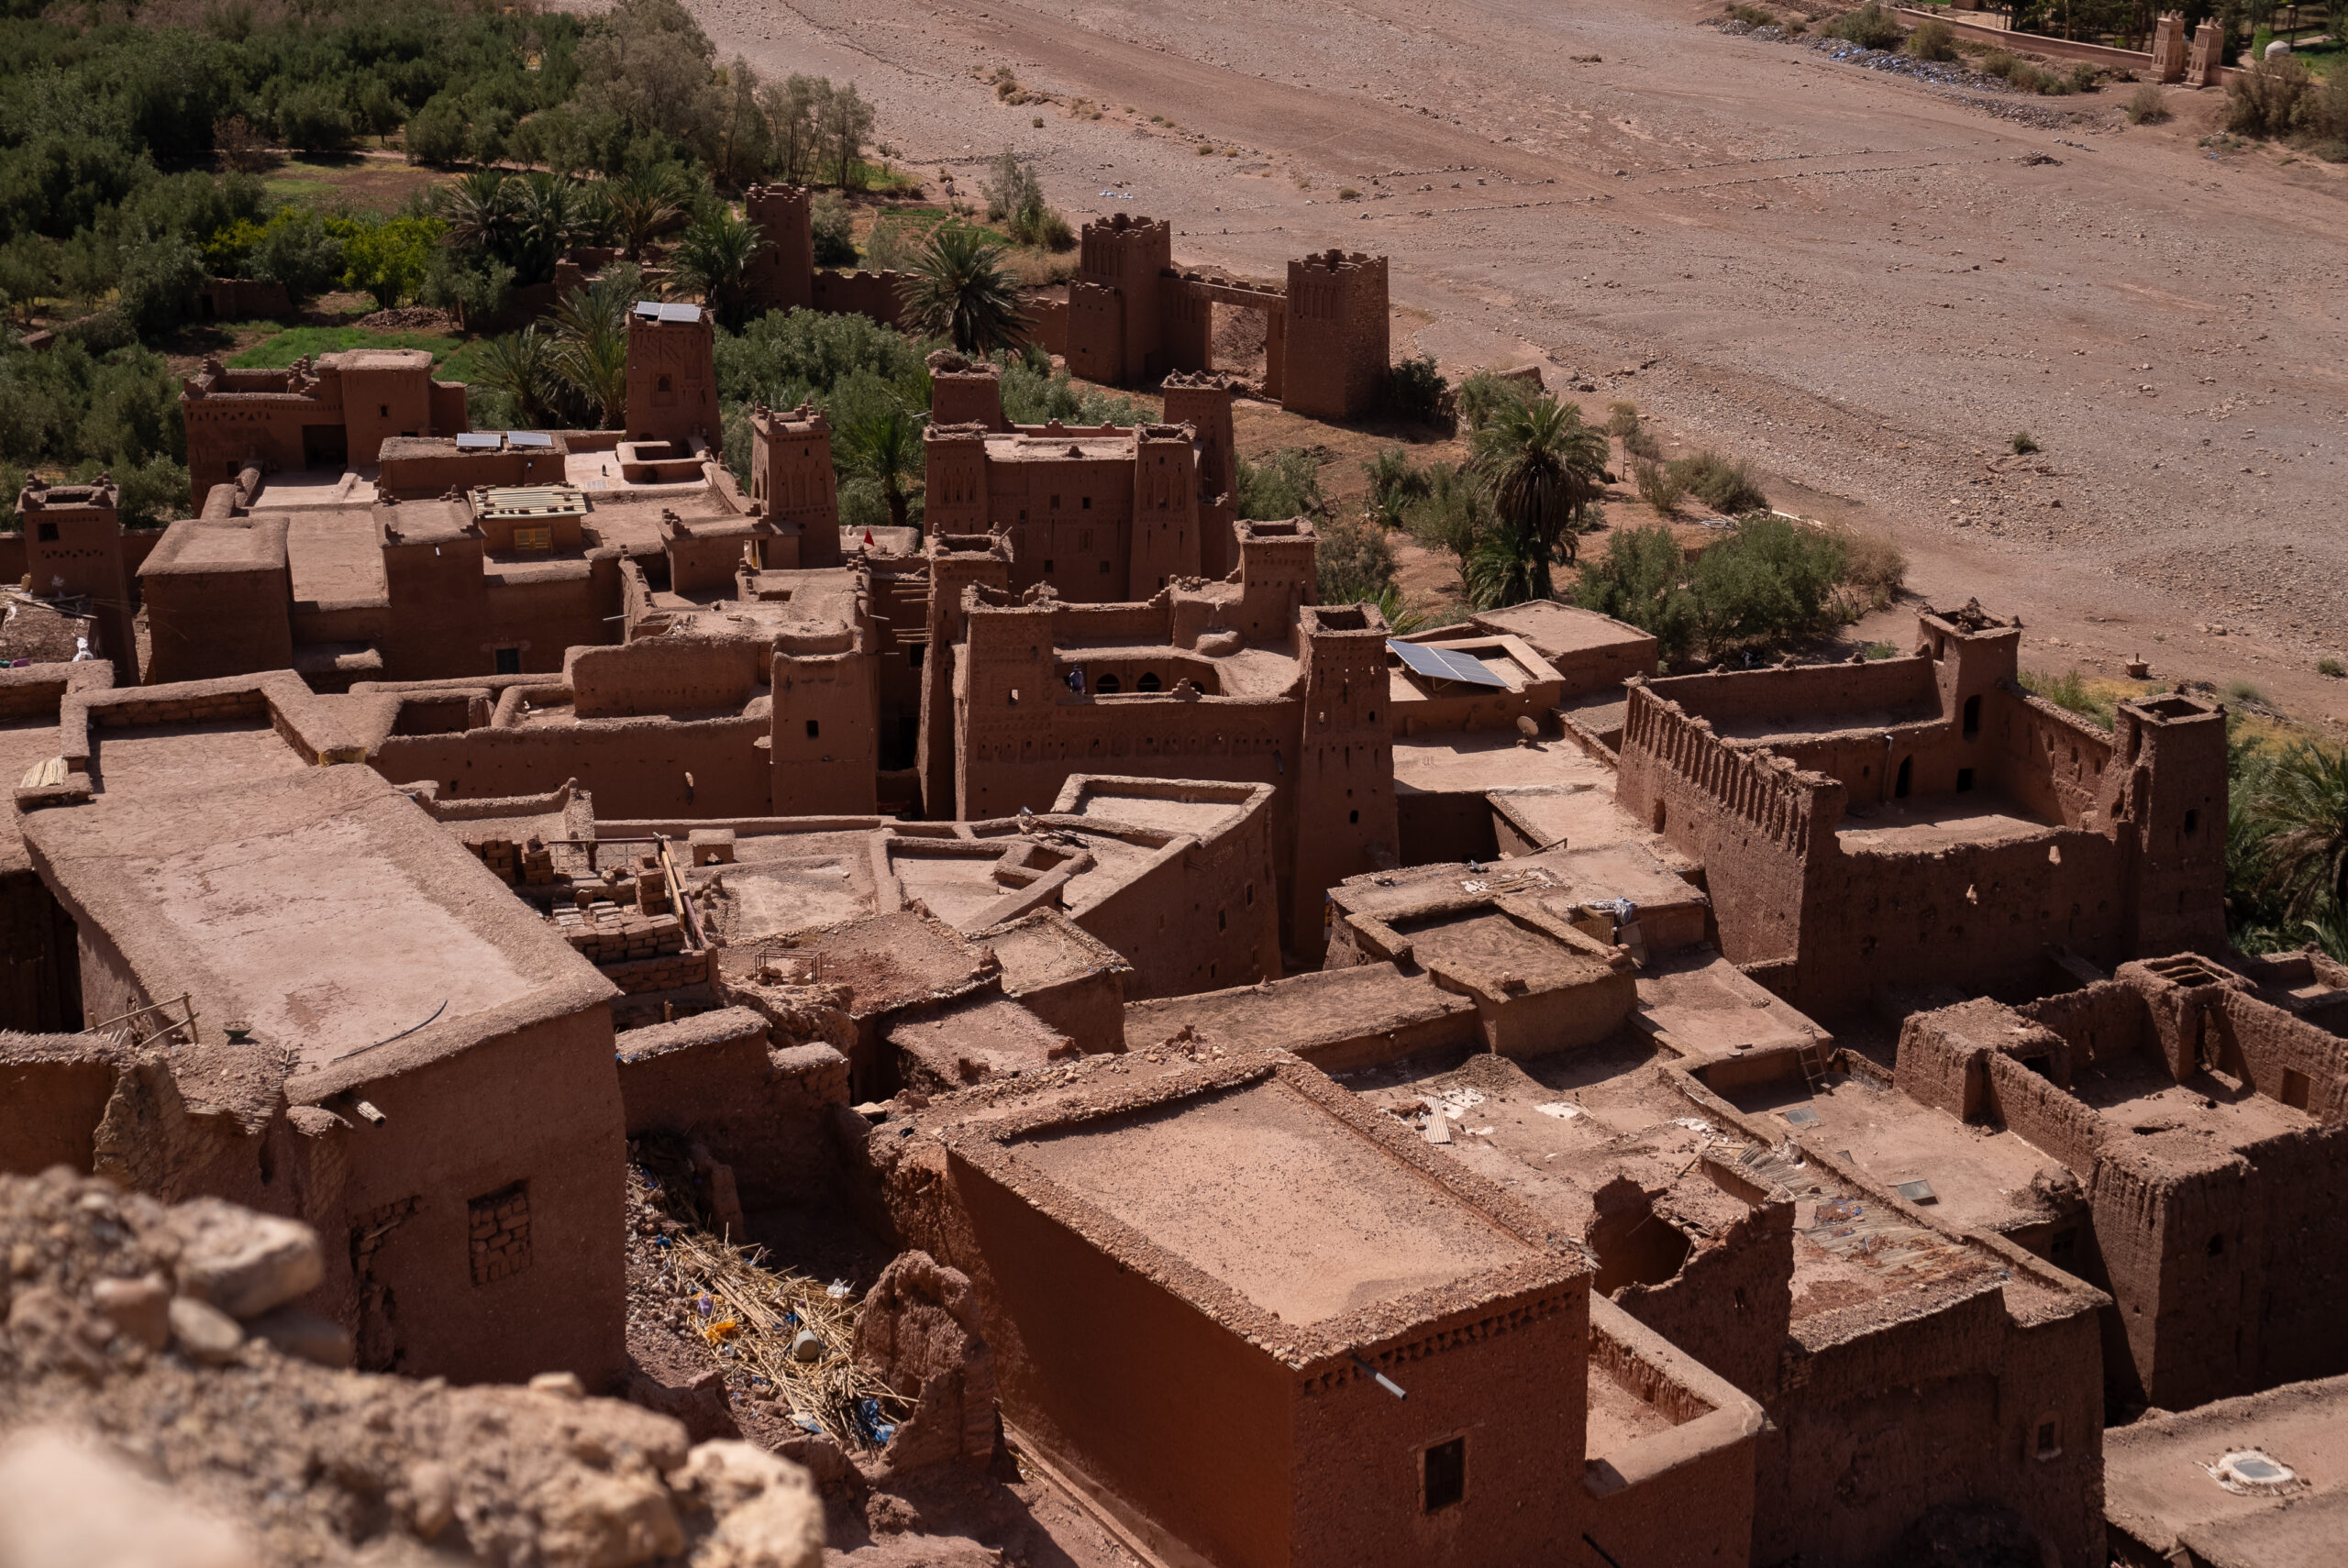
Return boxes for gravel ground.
[573,0,2348,727]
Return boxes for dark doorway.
[493,646,522,675]
[302,424,349,469]
[1895,756,1912,799]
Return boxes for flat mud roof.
[1013,1073,1538,1326]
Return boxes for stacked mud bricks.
[471,838,558,888]
[466,1183,532,1286]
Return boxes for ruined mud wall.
[807,270,904,327]
[373,713,770,818]
[2020,980,2149,1069]
[569,636,770,719]
[615,1009,850,1208]
[1609,1179,1792,1402]
[1983,1049,2110,1176]
[1755,1283,2104,1568]
[1791,830,2123,1015]
[2214,988,2348,1121]
[1991,684,2115,829]
[1062,816,1280,1001]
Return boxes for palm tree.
[473,326,563,429]
[2254,741,2348,919]
[510,173,581,286]
[1463,519,1545,611]
[833,397,925,535]
[548,264,641,429]
[437,170,515,257]
[607,168,688,261]
[897,222,1025,355]
[670,208,764,328]
[1469,395,1610,600]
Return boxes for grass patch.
[229,325,467,370]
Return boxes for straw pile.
[629,1158,908,1449]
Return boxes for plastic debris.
[1535,1102,1583,1120]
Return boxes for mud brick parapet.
[1281,250,1390,420]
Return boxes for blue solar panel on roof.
[505,431,554,448]
[658,302,703,324]
[454,433,502,450]
[1389,638,1506,689]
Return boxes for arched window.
[1136,672,1162,693]
[1095,673,1122,694]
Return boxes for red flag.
[863,529,874,546]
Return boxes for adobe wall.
[137,517,295,685]
[625,315,717,447]
[569,635,768,719]
[1991,682,2115,829]
[0,1034,120,1174]
[807,269,905,328]
[2215,988,2348,1121]
[614,1008,849,1206]
[1792,829,2124,1015]
[1043,784,1281,999]
[482,561,620,678]
[1616,683,1833,968]
[289,1003,629,1389]
[372,712,770,818]
[1608,1166,1792,1402]
[1578,1300,1764,1568]
[1289,1286,1587,1568]
[936,1149,1299,1568]
[1756,1283,2105,1567]
[1984,1046,2110,1176]
[741,184,814,314]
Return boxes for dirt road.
[637,0,2348,723]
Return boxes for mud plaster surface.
[1014,1076,1534,1325]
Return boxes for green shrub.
[2128,84,2172,123]
[2010,429,2040,455]
[1604,400,1642,439]
[1724,3,1779,26]
[1861,641,1899,660]
[1572,525,1695,663]
[2068,63,2100,92]
[996,352,1140,426]
[1236,447,1328,521]
[1907,18,1956,61]
[2320,657,2345,678]
[1403,461,1495,579]
[1689,514,1848,657]
[1634,457,1685,516]
[2020,667,2113,723]
[1665,450,1768,515]
[2232,57,2315,134]
[1317,508,1402,604]
[1833,525,1908,612]
[812,194,858,266]
[1456,369,1534,432]
[1385,353,1450,426]
[1830,2,1906,50]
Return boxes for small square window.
[35,522,57,543]
[1956,767,1975,793]
[493,646,522,676]
[910,645,925,669]
[1044,559,1055,572]
[1081,495,1091,510]
[2032,1416,2062,1461]
[379,403,391,418]
[1099,559,1112,574]
[805,719,820,739]
[1423,1437,1465,1513]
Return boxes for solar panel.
[1389,638,1507,689]
[505,431,554,448]
[1896,1179,1939,1205]
[631,300,664,319]
[454,433,503,451]
[658,302,703,324]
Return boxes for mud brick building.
[939,525,1398,957]
[1898,951,2348,1413]
[179,348,469,510]
[1616,601,2227,1015]
[862,1048,1767,1568]
[8,755,626,1387]
[13,476,135,668]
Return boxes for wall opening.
[1895,757,1912,798]
[1963,693,1981,738]
[1585,1183,1691,1296]
[493,646,522,676]
[2281,1067,2311,1110]
[1423,1437,1466,1513]
[1136,673,1162,692]
[1956,767,1974,793]
[1096,674,1122,694]
[805,719,821,739]
[2184,809,2198,835]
